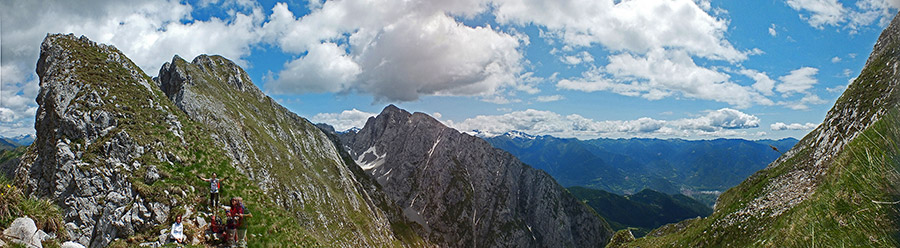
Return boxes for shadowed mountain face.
[567,187,711,238]
[622,12,900,247]
[337,105,614,247]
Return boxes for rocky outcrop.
[13,34,180,247]
[3,217,51,248]
[339,105,613,247]
[156,55,426,246]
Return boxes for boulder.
[61,241,87,248]
[2,217,43,248]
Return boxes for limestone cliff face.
[15,34,184,247]
[156,55,426,247]
[339,105,614,247]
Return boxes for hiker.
[228,197,252,247]
[197,173,227,209]
[170,215,185,244]
[225,209,237,246]
[206,214,225,244]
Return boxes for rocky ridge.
[337,105,614,247]
[12,34,183,247]
[156,55,427,246]
[4,34,422,247]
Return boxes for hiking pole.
[769,145,784,156]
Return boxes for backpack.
[210,217,223,233]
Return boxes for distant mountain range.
[481,131,797,207]
[568,187,712,238]
[0,134,35,149]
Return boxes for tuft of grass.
[0,175,66,240]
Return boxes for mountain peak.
[379,104,407,116]
[338,105,613,247]
[502,130,537,140]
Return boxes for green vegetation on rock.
[14,34,325,247]
[157,54,427,246]
[0,175,65,242]
[622,13,900,247]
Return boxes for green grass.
[624,110,900,247]
[0,175,66,241]
[166,55,429,246]
[39,35,318,247]
[620,29,900,246]
[0,146,27,165]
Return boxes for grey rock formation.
[339,105,614,247]
[61,241,87,248]
[14,34,177,247]
[3,217,50,248]
[156,55,425,246]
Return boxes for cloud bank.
[448,108,762,139]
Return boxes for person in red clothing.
[228,197,252,247]
[206,214,225,244]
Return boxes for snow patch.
[355,145,386,170]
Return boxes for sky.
[1,0,898,140]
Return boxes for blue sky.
[1,0,897,140]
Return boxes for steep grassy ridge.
[157,55,427,247]
[621,13,900,247]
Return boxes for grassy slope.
[627,111,900,247]
[43,35,315,247]
[167,55,426,247]
[623,22,900,247]
[0,146,26,165]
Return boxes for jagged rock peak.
[155,55,424,246]
[19,33,175,247]
[39,34,106,74]
[374,104,445,128]
[158,54,261,96]
[380,104,404,114]
[340,104,614,247]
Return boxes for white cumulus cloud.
[493,0,748,62]
[558,49,772,108]
[741,69,776,96]
[536,95,565,102]
[786,0,899,31]
[262,2,525,102]
[310,108,377,132]
[786,0,847,28]
[267,42,361,93]
[777,67,819,95]
[770,122,819,131]
[449,108,761,139]
[560,51,595,65]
